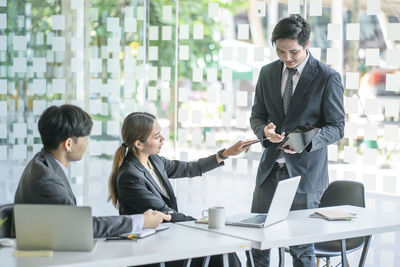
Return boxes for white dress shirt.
[280,51,310,97]
[276,51,310,164]
[146,161,169,197]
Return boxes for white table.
[178,205,400,266]
[0,223,250,267]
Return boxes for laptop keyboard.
[241,214,267,224]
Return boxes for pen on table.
[105,236,138,242]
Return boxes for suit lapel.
[149,156,176,203]
[269,60,285,129]
[130,154,171,200]
[283,54,319,125]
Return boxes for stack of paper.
[310,209,357,221]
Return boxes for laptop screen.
[226,176,301,227]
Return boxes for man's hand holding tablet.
[260,123,319,154]
[243,122,284,148]
[277,126,320,154]
[264,122,285,143]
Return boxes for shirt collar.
[53,156,69,178]
[282,50,310,75]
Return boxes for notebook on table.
[14,204,95,251]
[120,224,169,238]
[225,176,301,228]
[310,209,358,221]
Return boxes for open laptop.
[226,176,301,228]
[14,204,94,251]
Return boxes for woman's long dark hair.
[108,112,156,208]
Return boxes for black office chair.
[0,203,13,238]
[315,180,371,267]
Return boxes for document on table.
[310,209,357,221]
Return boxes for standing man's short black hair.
[38,104,93,150]
[271,14,311,47]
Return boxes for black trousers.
[248,163,322,267]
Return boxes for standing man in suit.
[14,104,170,238]
[249,15,345,267]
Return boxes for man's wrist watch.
[217,148,229,160]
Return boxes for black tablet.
[278,126,320,153]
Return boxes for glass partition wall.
[1,1,399,265]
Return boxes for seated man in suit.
[14,104,170,238]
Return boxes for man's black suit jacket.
[250,54,345,193]
[14,149,133,238]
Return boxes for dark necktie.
[278,67,297,159]
[283,68,297,114]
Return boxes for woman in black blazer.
[108,112,253,267]
[108,112,253,222]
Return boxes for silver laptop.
[226,176,301,228]
[14,204,94,251]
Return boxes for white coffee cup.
[202,206,225,229]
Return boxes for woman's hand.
[216,140,258,164]
[224,140,256,156]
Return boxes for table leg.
[222,253,229,267]
[340,239,347,267]
[183,258,192,267]
[246,250,255,267]
[202,256,211,267]
[358,235,372,267]
[278,247,285,267]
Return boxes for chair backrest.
[319,180,365,208]
[0,203,13,238]
[315,181,366,254]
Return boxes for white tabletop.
[0,223,250,267]
[178,205,400,250]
